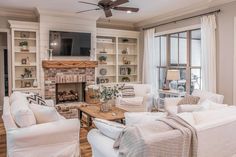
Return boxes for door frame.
[234,17,236,105]
[0,28,12,96]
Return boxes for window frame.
[155,26,201,94]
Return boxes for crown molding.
[36,8,100,21]
[134,0,236,28]
[0,7,36,19]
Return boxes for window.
[156,29,201,93]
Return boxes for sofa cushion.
[11,98,36,128]
[177,104,202,113]
[177,112,196,125]
[193,107,236,125]
[29,103,59,124]
[93,118,125,140]
[120,97,143,106]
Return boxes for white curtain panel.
[201,14,217,93]
[142,28,158,93]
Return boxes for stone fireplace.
[42,60,98,104]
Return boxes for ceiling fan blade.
[104,9,112,17]
[76,8,101,13]
[78,1,99,6]
[113,7,139,12]
[111,0,129,7]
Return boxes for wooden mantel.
[42,60,98,69]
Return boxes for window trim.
[155,26,201,94]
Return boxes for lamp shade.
[166,70,180,81]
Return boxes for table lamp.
[163,70,180,90]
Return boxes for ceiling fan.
[77,0,139,17]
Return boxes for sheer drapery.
[142,28,158,93]
[201,14,217,92]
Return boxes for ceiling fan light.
[126,10,132,14]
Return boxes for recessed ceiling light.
[126,10,132,14]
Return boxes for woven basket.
[85,88,100,104]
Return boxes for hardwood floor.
[0,119,93,157]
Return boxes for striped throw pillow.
[121,85,135,98]
[177,95,200,105]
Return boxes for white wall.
[39,12,98,96]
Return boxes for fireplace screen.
[56,82,86,104]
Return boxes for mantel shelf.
[42,60,98,69]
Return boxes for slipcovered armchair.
[2,97,80,157]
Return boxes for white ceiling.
[0,0,234,24]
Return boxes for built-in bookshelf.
[9,20,40,92]
[96,28,140,84]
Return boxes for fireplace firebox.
[56,82,86,104]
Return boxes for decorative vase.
[100,100,112,112]
[33,79,38,88]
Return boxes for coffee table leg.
[87,115,91,130]
[78,109,83,127]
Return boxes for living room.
[1,0,236,157]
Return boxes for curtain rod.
[143,9,221,31]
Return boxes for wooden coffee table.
[78,104,127,129]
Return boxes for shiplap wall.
[39,14,97,97]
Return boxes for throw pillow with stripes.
[121,85,135,98]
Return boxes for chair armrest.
[143,93,154,112]
[45,99,54,107]
[7,119,80,149]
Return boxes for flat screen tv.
[49,31,91,56]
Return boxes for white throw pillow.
[93,118,125,140]
[29,103,59,124]
[10,91,29,105]
[11,99,36,128]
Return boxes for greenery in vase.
[19,41,28,47]
[100,84,123,102]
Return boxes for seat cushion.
[11,97,36,128]
[29,103,59,124]
[120,97,143,106]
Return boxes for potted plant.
[98,55,107,64]
[19,41,28,51]
[99,85,122,112]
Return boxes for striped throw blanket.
[114,116,198,157]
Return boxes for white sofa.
[116,84,154,112]
[88,107,236,157]
[164,90,224,114]
[2,96,80,157]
